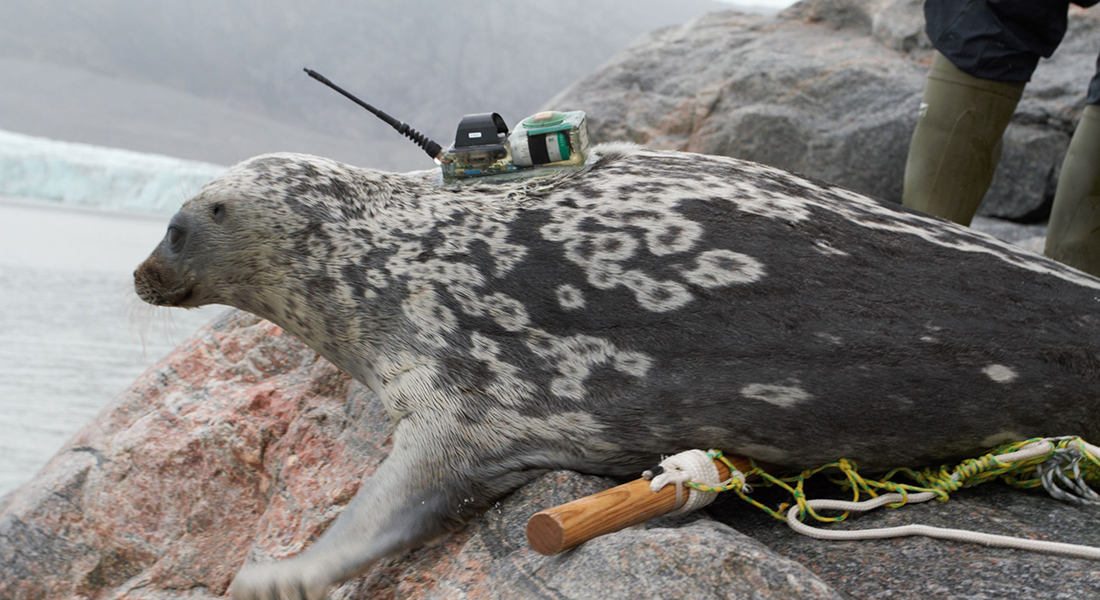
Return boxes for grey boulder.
[546,0,1100,221]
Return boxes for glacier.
[0,128,226,214]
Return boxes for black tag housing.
[454,113,509,150]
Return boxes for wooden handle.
[526,455,751,555]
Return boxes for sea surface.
[0,197,222,495]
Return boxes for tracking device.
[304,68,590,183]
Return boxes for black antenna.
[304,68,443,161]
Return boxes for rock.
[982,122,1068,223]
[871,0,930,53]
[345,471,842,600]
[0,310,841,600]
[970,215,1048,246]
[712,483,1100,599]
[546,0,1100,221]
[4,268,1098,598]
[4,287,1097,599]
[0,310,377,600]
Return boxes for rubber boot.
[902,52,1026,226]
[1045,104,1100,276]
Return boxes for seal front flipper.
[229,417,518,600]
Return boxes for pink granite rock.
[0,310,387,599]
[4,307,1098,600]
[0,310,842,600]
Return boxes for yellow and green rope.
[685,437,1100,525]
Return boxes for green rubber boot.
[1045,104,1100,276]
[902,52,1025,226]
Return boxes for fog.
[0,0,778,171]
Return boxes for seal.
[134,144,1100,600]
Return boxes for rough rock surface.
[713,483,1100,599]
[0,311,841,600]
[971,215,1048,255]
[4,306,1100,599]
[546,0,1100,221]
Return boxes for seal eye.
[213,203,226,224]
[166,226,185,252]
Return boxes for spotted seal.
[134,144,1100,600]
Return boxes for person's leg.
[1045,94,1100,276]
[901,52,1025,226]
[905,0,1074,225]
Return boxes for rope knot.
[647,450,728,516]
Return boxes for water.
[0,197,223,495]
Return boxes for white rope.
[784,439,1100,560]
[645,439,1100,559]
[647,450,734,516]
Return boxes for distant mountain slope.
[0,0,726,170]
[0,58,424,169]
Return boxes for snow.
[0,128,225,214]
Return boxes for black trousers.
[925,0,1100,104]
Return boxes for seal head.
[136,153,359,313]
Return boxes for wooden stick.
[526,455,753,555]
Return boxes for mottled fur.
[135,144,1100,599]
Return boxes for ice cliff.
[0,129,225,214]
